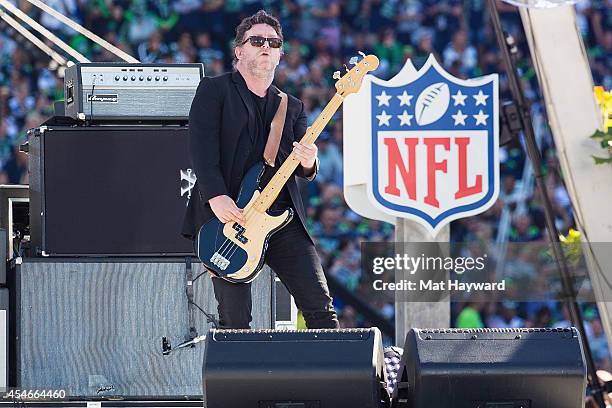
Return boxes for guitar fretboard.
[253,93,345,212]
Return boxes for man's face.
[235,23,282,77]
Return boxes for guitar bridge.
[210,252,230,270]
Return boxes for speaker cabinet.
[203,328,388,408]
[28,125,194,256]
[393,328,586,408]
[12,259,278,398]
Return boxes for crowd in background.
[0,0,610,368]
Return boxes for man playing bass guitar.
[182,10,339,329]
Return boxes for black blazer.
[181,71,318,242]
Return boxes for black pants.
[212,215,339,329]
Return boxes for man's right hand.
[209,195,245,225]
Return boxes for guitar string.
[214,95,342,271]
[213,219,222,254]
[212,93,344,274]
[212,169,291,268]
[215,96,340,270]
[221,188,275,263]
[251,94,343,211]
[212,187,267,268]
[212,180,269,265]
[214,198,264,268]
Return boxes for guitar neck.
[253,93,345,212]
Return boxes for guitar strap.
[263,90,288,167]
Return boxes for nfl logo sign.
[366,56,499,235]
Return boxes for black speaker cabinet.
[393,328,586,408]
[203,328,388,408]
[11,258,278,398]
[28,125,194,256]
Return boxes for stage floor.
[0,400,204,408]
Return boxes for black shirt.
[242,88,293,211]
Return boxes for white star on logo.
[452,110,468,126]
[396,90,413,107]
[473,110,489,126]
[376,110,392,126]
[397,110,413,126]
[376,90,392,107]
[451,90,467,106]
[473,90,489,106]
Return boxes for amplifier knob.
[123,76,128,81]
[131,76,136,81]
[147,76,152,81]
[115,75,120,81]
[163,76,168,81]
[139,76,144,81]
[155,76,160,81]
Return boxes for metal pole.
[0,0,89,63]
[487,1,605,405]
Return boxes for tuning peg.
[332,71,341,80]
[358,51,366,58]
[343,64,349,73]
[349,56,359,65]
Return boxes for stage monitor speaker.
[202,328,389,408]
[28,125,194,256]
[12,258,277,398]
[392,328,586,408]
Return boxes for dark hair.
[233,10,283,67]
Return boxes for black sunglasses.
[241,35,283,48]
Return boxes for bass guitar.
[196,53,379,283]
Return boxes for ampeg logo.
[180,168,197,205]
[87,94,118,103]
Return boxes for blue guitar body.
[195,162,293,283]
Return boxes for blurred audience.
[0,0,609,367]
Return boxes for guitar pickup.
[232,223,249,244]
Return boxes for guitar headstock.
[334,52,379,97]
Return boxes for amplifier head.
[64,63,204,123]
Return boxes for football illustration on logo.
[415,82,450,125]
